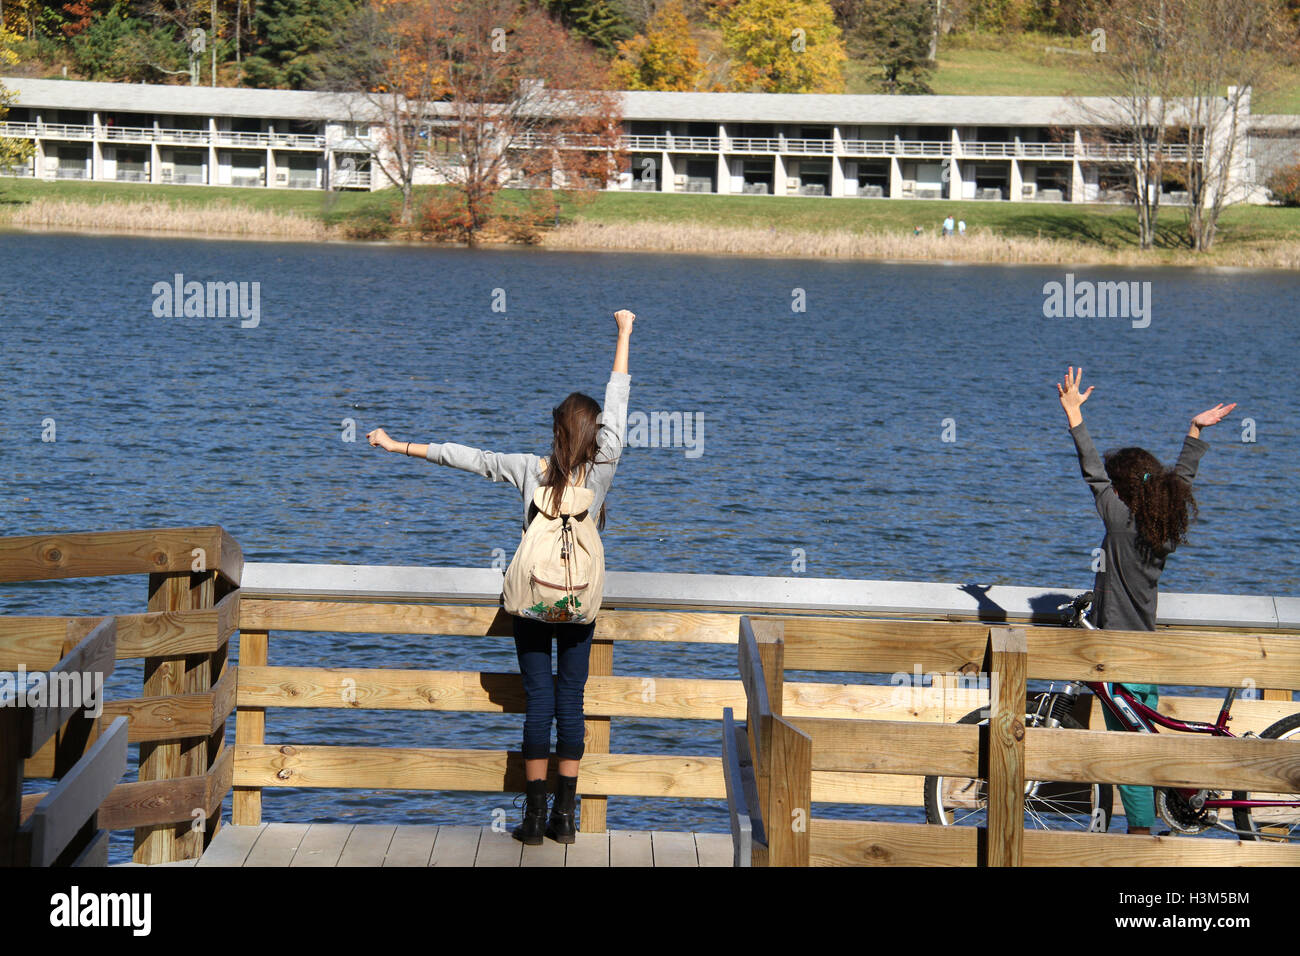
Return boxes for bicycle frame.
[1062,598,1299,815]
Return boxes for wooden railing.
[232,564,1298,842]
[1,617,126,866]
[0,527,242,864]
[727,614,1300,866]
[4,530,1296,866]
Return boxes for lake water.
[1,232,1296,861]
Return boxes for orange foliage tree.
[340,0,623,240]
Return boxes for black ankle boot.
[512,778,548,845]
[546,774,578,844]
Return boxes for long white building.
[1,76,1294,204]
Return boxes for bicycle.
[923,592,1300,841]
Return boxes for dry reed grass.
[544,219,1300,270]
[7,197,1300,269]
[2,198,332,240]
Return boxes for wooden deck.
[115,823,735,867]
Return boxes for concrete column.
[659,150,673,192]
[150,143,161,183]
[889,156,902,199]
[1009,158,1023,202]
[91,111,101,180]
[266,146,274,187]
[717,124,729,194]
[1071,129,1085,202]
[949,128,962,200]
[831,156,844,197]
[208,117,218,185]
[774,152,786,195]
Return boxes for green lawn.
[565,190,1300,252]
[5,176,1298,253]
[845,31,1300,115]
[0,176,398,225]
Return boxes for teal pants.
[1102,683,1159,829]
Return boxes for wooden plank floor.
[120,824,734,867]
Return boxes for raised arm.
[1173,402,1234,484]
[612,309,633,376]
[1056,366,1125,524]
[586,311,635,500]
[366,428,535,490]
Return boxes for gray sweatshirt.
[1070,422,1208,632]
[424,371,631,531]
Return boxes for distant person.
[368,309,636,846]
[914,225,923,237]
[942,215,955,237]
[1055,366,1235,835]
[958,219,967,237]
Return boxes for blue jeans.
[513,615,595,763]
[1102,682,1160,829]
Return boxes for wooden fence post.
[744,618,784,837]
[766,716,811,867]
[232,629,268,826]
[982,626,1027,867]
[580,637,613,832]
[134,568,221,863]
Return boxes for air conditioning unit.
[1022,183,1036,199]
[161,167,173,181]
[275,170,288,184]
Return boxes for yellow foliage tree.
[612,0,707,91]
[1,26,34,175]
[715,0,846,93]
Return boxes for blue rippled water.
[1,232,1296,860]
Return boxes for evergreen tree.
[242,0,358,89]
[540,0,634,54]
[847,0,935,93]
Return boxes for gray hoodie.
[1070,422,1208,632]
[423,371,631,531]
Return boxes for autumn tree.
[1078,0,1283,251]
[0,26,33,176]
[331,0,623,239]
[715,0,846,92]
[613,0,708,90]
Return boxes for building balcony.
[0,122,327,149]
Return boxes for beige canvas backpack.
[502,481,605,625]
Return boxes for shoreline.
[3,198,1299,272]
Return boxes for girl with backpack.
[367,308,635,845]
[1056,365,1235,834]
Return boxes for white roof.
[1,76,1251,129]
[3,76,381,121]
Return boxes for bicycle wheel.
[1232,711,1300,842]
[924,706,1114,831]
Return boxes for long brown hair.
[543,392,612,529]
[1104,446,1198,558]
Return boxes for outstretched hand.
[1192,403,1237,429]
[1056,366,1094,427]
[366,427,394,451]
[1190,402,1237,438]
[615,309,635,336]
